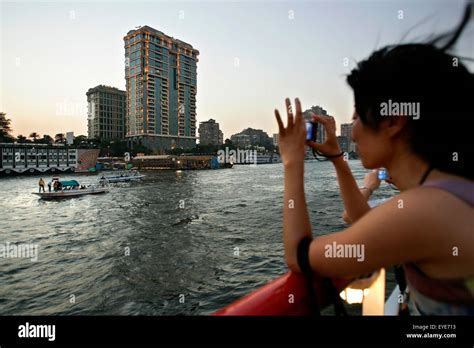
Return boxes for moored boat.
[99,170,145,183]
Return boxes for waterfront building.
[219,130,224,146]
[0,143,99,175]
[341,123,352,140]
[132,154,230,170]
[198,119,223,146]
[230,128,272,148]
[87,85,126,141]
[230,134,251,148]
[349,142,357,153]
[341,123,356,153]
[124,25,199,151]
[337,135,349,153]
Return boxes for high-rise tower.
[124,26,199,151]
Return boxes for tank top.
[403,179,474,315]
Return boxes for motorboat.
[33,179,108,199]
[99,170,145,183]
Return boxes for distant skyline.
[1,0,472,140]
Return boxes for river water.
[0,160,397,315]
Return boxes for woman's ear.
[383,116,409,139]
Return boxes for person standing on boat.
[38,178,45,193]
[274,6,474,316]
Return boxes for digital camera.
[378,169,389,180]
[306,121,318,142]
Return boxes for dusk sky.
[1,0,472,140]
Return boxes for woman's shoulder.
[377,184,473,250]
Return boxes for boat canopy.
[59,180,80,187]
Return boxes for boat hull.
[103,175,145,183]
[213,272,350,316]
[32,188,108,199]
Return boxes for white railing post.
[362,268,386,315]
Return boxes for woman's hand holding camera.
[306,114,342,159]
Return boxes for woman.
[274,7,473,315]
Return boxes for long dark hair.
[347,3,473,180]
